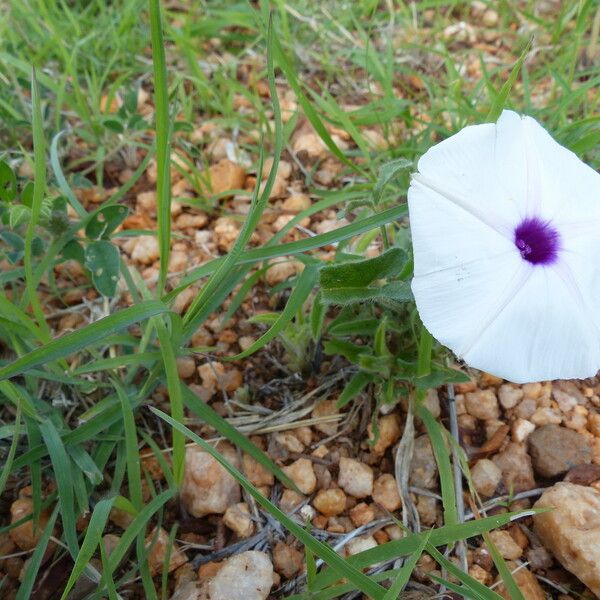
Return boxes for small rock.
[137,190,156,212]
[292,131,326,160]
[409,435,438,490]
[552,381,585,413]
[345,535,378,556]
[465,390,499,420]
[282,194,311,212]
[131,235,159,265]
[530,407,562,426]
[469,564,491,586]
[261,158,292,180]
[368,414,402,455]
[274,432,304,454]
[313,488,346,517]
[416,495,439,526]
[279,489,304,513]
[534,482,600,596]
[176,356,196,379]
[423,388,441,418]
[496,563,546,600]
[522,382,543,400]
[181,443,241,517]
[349,502,375,526]
[515,398,537,419]
[9,498,52,551]
[145,527,187,575]
[338,457,373,498]
[175,213,208,230]
[528,425,591,478]
[203,159,246,197]
[170,581,202,600]
[283,458,317,495]
[243,453,274,487]
[264,260,303,286]
[213,217,240,251]
[372,474,402,511]
[492,442,536,492]
[471,458,502,497]
[223,503,254,538]
[526,545,553,570]
[312,400,339,436]
[487,530,523,560]
[482,9,499,27]
[272,542,303,578]
[208,551,275,600]
[498,384,523,410]
[564,463,600,486]
[512,418,535,443]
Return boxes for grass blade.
[149,0,172,293]
[227,264,319,359]
[383,529,432,599]
[312,509,538,590]
[15,505,59,600]
[39,420,79,557]
[59,497,115,600]
[183,385,298,490]
[418,406,457,527]
[486,42,531,122]
[0,300,170,381]
[24,68,51,342]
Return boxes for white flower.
[408,110,600,383]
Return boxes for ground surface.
[1,1,600,599]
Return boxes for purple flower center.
[514,218,560,265]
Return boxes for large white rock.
[208,551,275,600]
[533,482,600,596]
[181,443,241,517]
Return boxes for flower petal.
[415,110,527,237]
[463,264,600,383]
[409,181,523,360]
[521,115,600,226]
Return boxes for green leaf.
[0,161,17,202]
[0,300,170,381]
[84,205,129,240]
[320,248,407,290]
[321,280,412,305]
[320,248,410,305]
[310,291,326,340]
[62,239,85,264]
[84,240,121,296]
[372,158,412,205]
[9,204,31,229]
[20,181,34,207]
[336,371,373,408]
